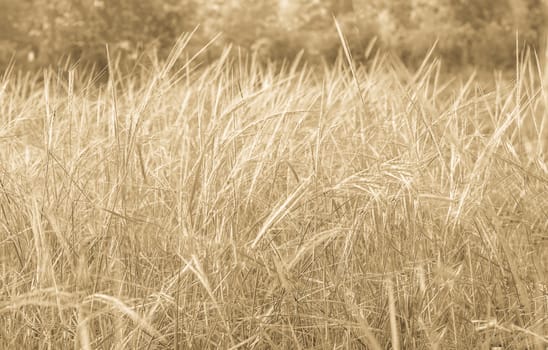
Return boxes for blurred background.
[0,0,546,72]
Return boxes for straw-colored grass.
[0,35,547,349]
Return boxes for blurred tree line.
[0,0,546,71]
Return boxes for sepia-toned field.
[0,35,547,349]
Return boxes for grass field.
[0,35,547,349]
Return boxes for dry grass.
[0,36,547,349]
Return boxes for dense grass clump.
[0,37,546,349]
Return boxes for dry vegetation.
[0,34,547,349]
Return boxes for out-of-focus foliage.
[0,0,199,68]
[0,0,546,70]
[353,0,546,69]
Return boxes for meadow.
[0,34,546,349]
